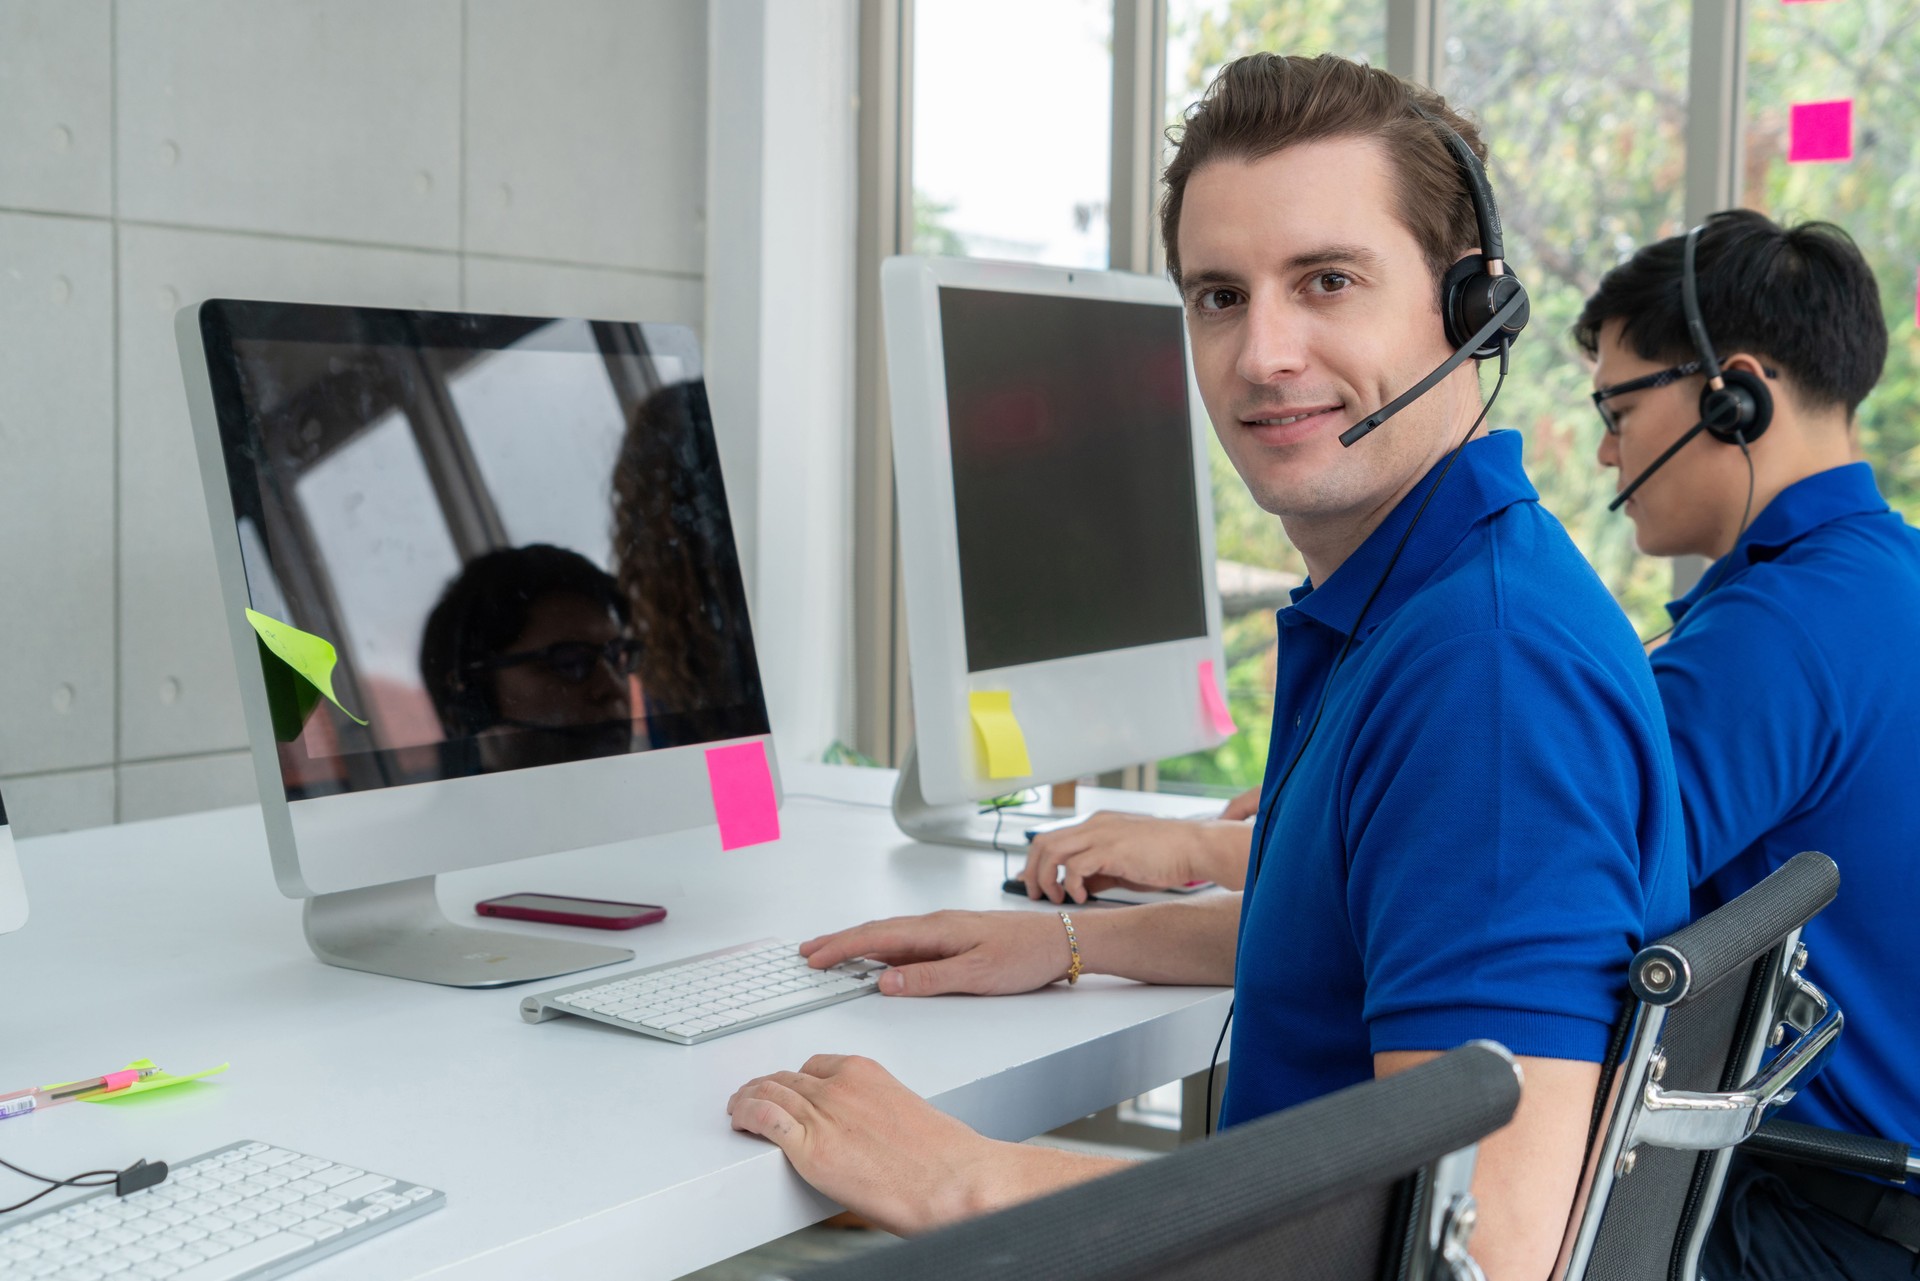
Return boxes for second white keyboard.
[0,1140,441,1281]
[519,937,886,1044]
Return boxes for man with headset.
[1578,210,1920,1277]
[727,53,1686,1279]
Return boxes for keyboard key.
[333,1174,396,1202]
[165,1232,308,1281]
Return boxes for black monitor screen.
[199,302,769,801]
[939,287,1208,673]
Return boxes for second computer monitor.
[883,257,1229,842]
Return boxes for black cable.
[1204,350,1511,1138]
[0,1153,121,1216]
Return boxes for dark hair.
[420,543,628,738]
[1161,53,1486,287]
[1573,210,1887,418]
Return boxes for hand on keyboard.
[798,910,1075,998]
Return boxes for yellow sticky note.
[246,608,367,727]
[47,1058,230,1105]
[968,690,1032,780]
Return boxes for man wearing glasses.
[1579,210,1920,1278]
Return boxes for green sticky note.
[46,1058,230,1105]
[245,608,367,738]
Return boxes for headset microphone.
[1339,290,1527,447]
[1607,415,1715,511]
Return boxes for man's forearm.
[1070,893,1239,986]
[952,1142,1133,1226]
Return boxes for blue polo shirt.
[1654,462,1920,1148]
[1220,430,1688,1128]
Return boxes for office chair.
[1560,850,1843,1281]
[775,1041,1523,1281]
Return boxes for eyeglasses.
[469,637,641,684]
[1590,360,1703,436]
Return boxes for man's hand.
[1022,811,1255,902]
[729,1055,1130,1236]
[728,1054,1002,1235]
[800,910,1071,996]
[1220,785,1262,821]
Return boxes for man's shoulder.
[1391,499,1645,674]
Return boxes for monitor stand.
[892,741,1075,850]
[304,876,632,989]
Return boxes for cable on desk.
[0,1151,168,1215]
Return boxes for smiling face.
[1176,136,1480,540]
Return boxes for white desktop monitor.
[0,783,24,936]
[178,301,778,986]
[881,257,1230,846]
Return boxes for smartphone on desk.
[475,893,667,930]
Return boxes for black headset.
[1339,108,1530,447]
[1608,221,1775,510]
[1683,221,1775,444]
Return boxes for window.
[1441,0,1690,642]
[911,0,1113,268]
[1745,0,1920,518]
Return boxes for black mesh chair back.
[777,1041,1522,1281]
[1562,851,1842,1281]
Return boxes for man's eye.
[1314,271,1352,293]
[1194,287,1241,313]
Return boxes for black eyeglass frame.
[1590,360,1704,435]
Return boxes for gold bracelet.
[1058,911,1082,985]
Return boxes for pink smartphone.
[475,892,667,931]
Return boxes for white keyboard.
[520,937,885,1044]
[0,1140,441,1280]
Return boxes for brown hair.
[1161,53,1487,288]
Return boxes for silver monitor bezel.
[178,301,781,900]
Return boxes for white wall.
[0,0,720,832]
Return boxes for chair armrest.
[1745,1119,1918,1185]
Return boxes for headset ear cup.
[1441,254,1530,357]
[1701,367,1774,444]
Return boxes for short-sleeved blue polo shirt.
[1220,430,1688,1128]
[1654,461,1920,1148]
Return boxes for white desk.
[0,765,1230,1280]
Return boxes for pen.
[0,1067,159,1120]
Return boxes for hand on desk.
[729,1054,1133,1235]
[800,910,1071,997]
[1020,801,1258,904]
[728,1054,1010,1235]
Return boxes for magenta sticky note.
[705,741,780,850]
[1198,659,1238,737]
[1789,100,1853,163]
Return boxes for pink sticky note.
[705,741,780,850]
[1789,100,1853,163]
[1198,659,1237,737]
